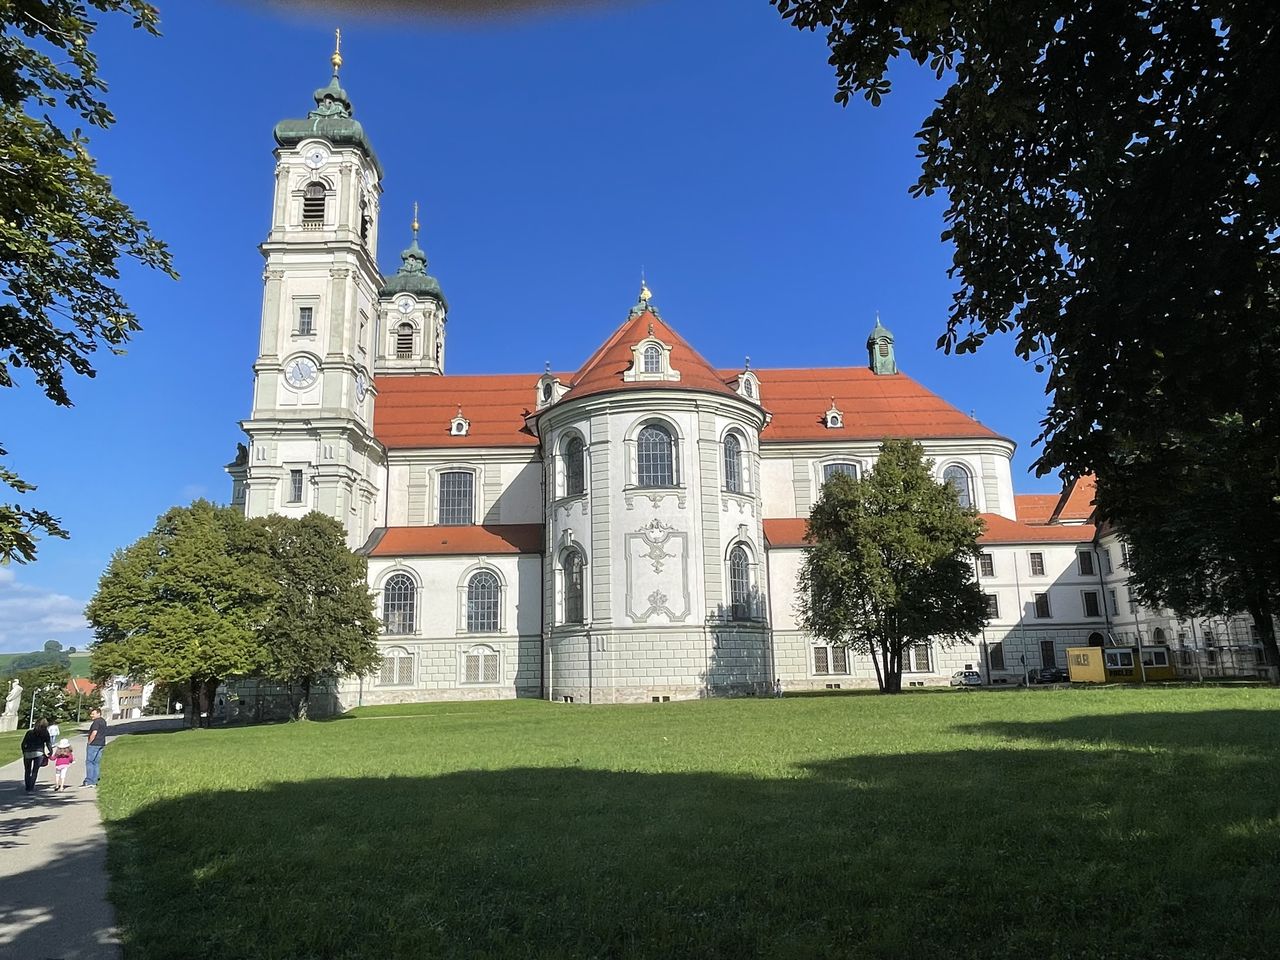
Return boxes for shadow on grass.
[99,710,1280,960]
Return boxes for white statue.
[3,678,20,716]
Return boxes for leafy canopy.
[259,512,381,719]
[1,1,175,563]
[86,501,276,689]
[773,0,1280,641]
[799,439,988,693]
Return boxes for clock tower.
[229,35,385,548]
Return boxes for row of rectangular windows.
[982,588,1136,621]
[378,649,499,687]
[812,643,933,675]
[977,545,1130,580]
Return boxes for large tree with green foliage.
[772,0,1280,652]
[259,512,381,720]
[1,0,175,563]
[799,439,988,693]
[86,501,275,718]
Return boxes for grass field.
[97,687,1280,959]
[0,650,92,677]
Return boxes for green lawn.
[98,688,1280,959]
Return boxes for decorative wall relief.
[625,520,690,622]
[624,489,687,510]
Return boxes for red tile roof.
[1050,475,1097,523]
[1015,494,1060,524]
[762,518,812,548]
[978,513,1096,545]
[561,309,741,403]
[374,373,548,450]
[65,678,97,696]
[373,316,1001,450]
[744,367,1003,443]
[368,524,544,557]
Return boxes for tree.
[799,439,988,693]
[11,662,72,727]
[86,501,275,720]
[43,640,62,654]
[1,0,175,563]
[772,0,1280,651]
[258,512,381,720]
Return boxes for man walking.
[82,707,107,787]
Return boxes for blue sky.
[0,0,1057,653]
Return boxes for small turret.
[867,313,896,376]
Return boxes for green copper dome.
[274,75,384,179]
[381,237,448,309]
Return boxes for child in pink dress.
[52,739,74,792]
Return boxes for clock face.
[355,370,368,402]
[396,297,414,315]
[284,357,319,389]
[304,148,327,170]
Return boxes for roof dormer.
[733,358,760,404]
[623,321,682,384]
[535,365,568,411]
[824,399,844,430]
[449,407,470,437]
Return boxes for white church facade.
[228,60,1266,709]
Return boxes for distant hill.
[0,650,92,678]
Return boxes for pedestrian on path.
[20,718,52,792]
[52,739,75,791]
[82,707,107,787]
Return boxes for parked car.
[950,670,983,688]
[1031,667,1071,684]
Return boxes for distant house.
[65,677,98,698]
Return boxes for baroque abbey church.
[229,54,1237,708]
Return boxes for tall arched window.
[729,545,751,620]
[564,550,585,624]
[943,464,974,509]
[302,182,326,225]
[564,435,585,496]
[466,570,500,633]
[642,344,662,374]
[382,574,416,635]
[438,471,474,525]
[723,433,743,494]
[637,423,675,487]
[395,323,415,360]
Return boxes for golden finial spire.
[331,28,343,77]
[639,268,652,304]
[412,201,419,238]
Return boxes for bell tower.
[375,203,449,376]
[229,32,385,548]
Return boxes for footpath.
[0,716,183,960]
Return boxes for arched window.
[822,462,859,484]
[564,550,585,624]
[466,570,500,633]
[378,646,415,686]
[464,644,500,683]
[729,545,751,620]
[395,323,415,360]
[637,423,675,487]
[642,344,662,374]
[382,574,416,635]
[943,464,974,509]
[564,435,585,497]
[302,182,326,225]
[742,378,754,399]
[1088,631,1106,648]
[1153,627,1167,644]
[723,433,743,494]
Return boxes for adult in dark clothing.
[20,718,52,791]
[83,708,107,786]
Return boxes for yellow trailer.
[1066,645,1178,683]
